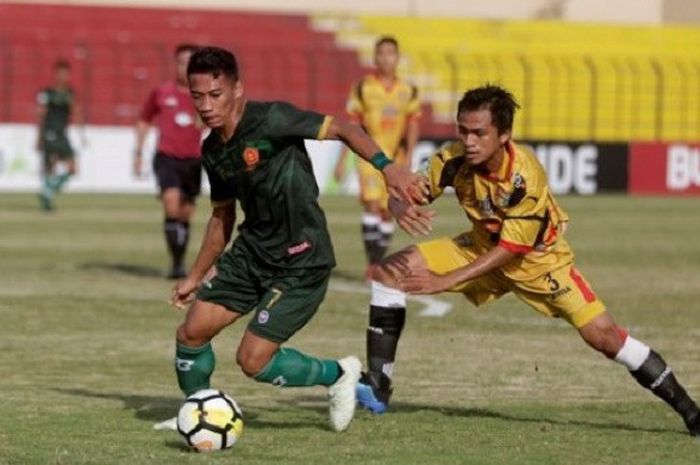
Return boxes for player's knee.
[235,349,269,378]
[363,201,381,214]
[176,323,209,348]
[579,319,622,358]
[376,246,419,282]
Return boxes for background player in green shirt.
[164,46,426,433]
[36,59,85,211]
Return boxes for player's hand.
[382,163,429,205]
[170,276,199,310]
[397,269,455,295]
[388,196,434,237]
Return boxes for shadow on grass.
[164,439,191,451]
[54,388,686,437]
[391,400,687,437]
[53,388,326,431]
[80,261,164,278]
[291,394,686,437]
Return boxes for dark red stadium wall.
[0,3,366,126]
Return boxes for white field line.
[328,278,453,317]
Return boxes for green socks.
[254,347,341,387]
[45,172,71,193]
[175,343,340,394]
[175,342,215,396]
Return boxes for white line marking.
[329,279,453,318]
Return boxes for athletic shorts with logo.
[152,151,202,202]
[417,235,606,328]
[196,239,331,343]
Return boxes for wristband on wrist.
[369,152,393,171]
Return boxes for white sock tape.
[362,213,381,225]
[370,280,406,308]
[614,336,651,371]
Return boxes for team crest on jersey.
[495,187,511,208]
[243,147,260,170]
[496,173,527,208]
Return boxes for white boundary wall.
[0,124,348,194]
[0,124,442,194]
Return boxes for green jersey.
[37,87,74,135]
[202,101,336,269]
[37,87,75,157]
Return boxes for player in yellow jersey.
[334,36,421,278]
[356,84,700,437]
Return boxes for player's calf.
[174,341,215,396]
[359,280,406,412]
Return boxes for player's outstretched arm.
[398,245,517,294]
[171,201,236,309]
[323,119,427,205]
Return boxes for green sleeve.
[203,158,235,207]
[267,101,329,140]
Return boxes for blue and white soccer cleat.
[356,379,388,414]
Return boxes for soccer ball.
[177,389,244,452]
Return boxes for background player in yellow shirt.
[356,84,700,438]
[334,36,421,278]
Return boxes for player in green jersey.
[36,59,85,211]
[159,46,426,433]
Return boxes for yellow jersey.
[346,74,421,157]
[424,140,571,282]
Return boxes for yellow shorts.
[357,158,389,207]
[416,236,606,329]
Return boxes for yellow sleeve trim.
[211,198,235,208]
[317,115,334,140]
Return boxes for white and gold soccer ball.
[177,389,244,452]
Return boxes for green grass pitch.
[0,193,698,464]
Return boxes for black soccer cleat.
[356,372,392,414]
[685,411,700,437]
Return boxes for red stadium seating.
[0,3,370,126]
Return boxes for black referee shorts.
[152,152,202,203]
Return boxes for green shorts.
[196,239,332,343]
[42,131,74,159]
[42,133,74,174]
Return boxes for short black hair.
[457,84,520,134]
[187,46,239,81]
[375,35,399,52]
[54,59,70,70]
[174,43,198,57]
